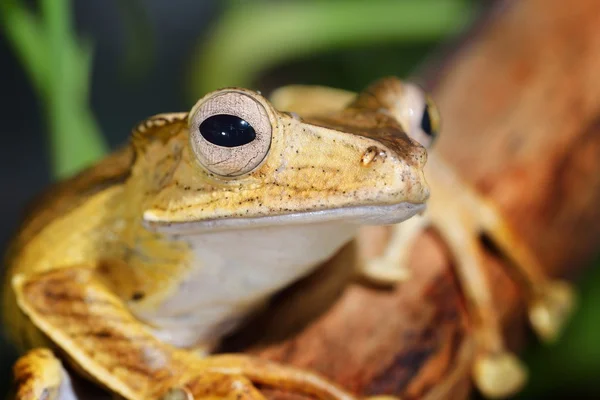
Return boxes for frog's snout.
[369,141,429,205]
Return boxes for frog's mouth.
[143,201,425,235]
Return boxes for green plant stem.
[189,0,474,98]
[1,0,107,179]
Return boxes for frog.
[270,83,576,399]
[2,77,435,400]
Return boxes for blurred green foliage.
[190,0,475,98]
[1,0,107,179]
[517,260,600,398]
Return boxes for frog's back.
[2,146,134,343]
[6,145,134,265]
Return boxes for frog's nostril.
[361,146,387,166]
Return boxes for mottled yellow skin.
[2,77,431,400]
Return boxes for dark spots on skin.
[41,289,85,304]
[131,291,146,301]
[91,329,113,338]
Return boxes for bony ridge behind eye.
[189,89,273,177]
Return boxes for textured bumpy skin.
[2,77,430,399]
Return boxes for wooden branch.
[231,0,600,398]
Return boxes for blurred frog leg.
[479,206,576,342]
[12,267,362,400]
[425,153,574,398]
[433,207,527,399]
[359,215,429,284]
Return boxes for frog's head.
[136,77,439,233]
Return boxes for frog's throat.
[132,220,359,349]
[143,201,425,235]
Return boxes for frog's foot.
[12,348,80,400]
[430,205,528,398]
[13,348,62,400]
[359,215,429,285]
[12,267,368,400]
[422,155,576,398]
[485,219,576,342]
[528,280,576,342]
[473,352,527,399]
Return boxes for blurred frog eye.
[396,83,440,149]
[420,95,440,141]
[189,90,272,177]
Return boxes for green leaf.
[188,0,475,98]
[1,0,107,179]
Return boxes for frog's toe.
[528,280,577,342]
[358,215,428,285]
[473,351,528,399]
[360,259,412,284]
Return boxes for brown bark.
[234,0,600,398]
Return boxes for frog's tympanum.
[3,78,435,400]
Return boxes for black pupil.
[199,114,256,147]
[420,106,434,137]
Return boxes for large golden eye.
[189,90,272,177]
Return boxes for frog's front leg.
[11,347,265,400]
[358,215,428,284]
[12,266,365,400]
[12,348,125,400]
[361,153,575,398]
[12,348,65,400]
